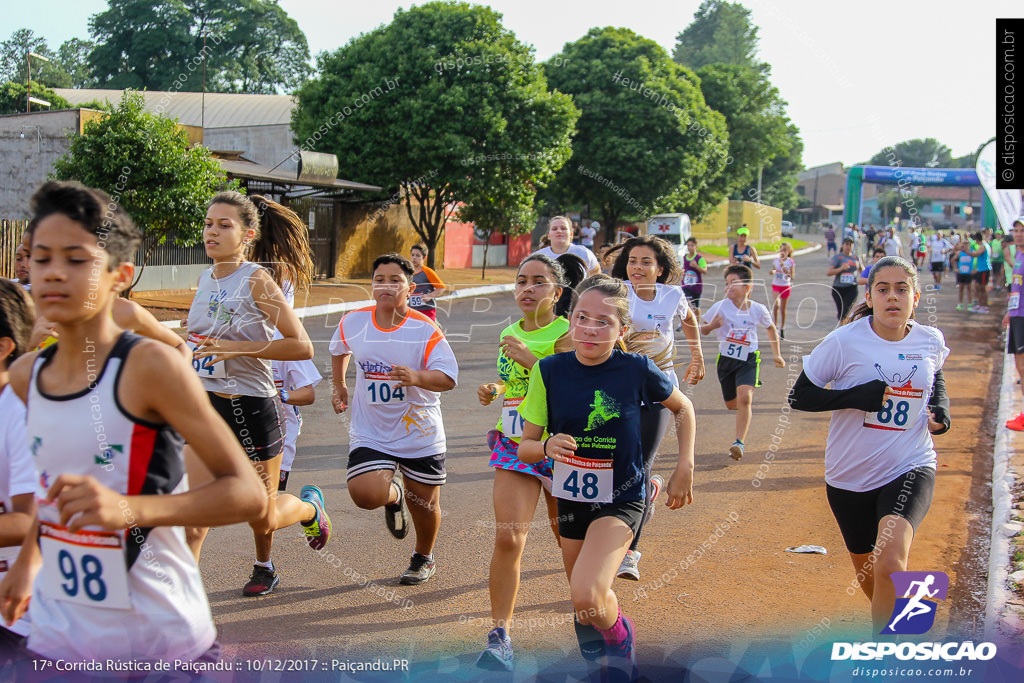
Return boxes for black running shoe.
[242,564,279,597]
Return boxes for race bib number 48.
[39,522,130,610]
[864,386,925,431]
[553,454,614,503]
[364,371,407,405]
[187,333,227,379]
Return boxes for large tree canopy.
[867,138,954,168]
[88,0,311,93]
[51,92,233,283]
[542,27,729,233]
[696,63,792,194]
[673,0,766,73]
[292,0,578,268]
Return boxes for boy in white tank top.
[0,182,265,665]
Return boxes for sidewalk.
[132,266,523,322]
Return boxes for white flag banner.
[977,140,1022,233]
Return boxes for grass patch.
[700,239,810,257]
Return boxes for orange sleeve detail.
[423,328,444,367]
[423,267,445,288]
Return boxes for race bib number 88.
[864,386,925,431]
[552,455,613,503]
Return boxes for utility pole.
[25,51,51,112]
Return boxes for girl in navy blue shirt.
[518,275,695,677]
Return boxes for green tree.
[0,29,72,88]
[542,27,729,235]
[0,81,71,115]
[51,91,233,285]
[673,0,766,73]
[56,38,97,88]
[867,138,953,168]
[696,63,792,194]
[457,168,537,279]
[88,0,311,94]
[292,1,578,269]
[742,123,803,210]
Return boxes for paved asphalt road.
[192,246,1003,683]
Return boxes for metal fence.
[0,219,28,280]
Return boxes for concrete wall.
[133,263,209,292]
[0,110,81,218]
[203,124,295,172]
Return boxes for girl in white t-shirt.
[769,242,795,338]
[789,255,950,635]
[533,216,601,275]
[610,236,704,580]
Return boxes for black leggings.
[630,403,672,551]
[832,284,859,321]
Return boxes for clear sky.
[9,0,1017,169]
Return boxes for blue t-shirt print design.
[539,350,672,502]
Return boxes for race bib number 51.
[39,522,130,610]
[553,454,614,503]
[864,386,925,431]
[720,328,751,360]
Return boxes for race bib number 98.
[39,522,130,610]
[365,372,407,405]
[864,386,925,431]
[553,455,613,503]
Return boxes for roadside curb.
[986,348,1024,641]
[159,283,515,329]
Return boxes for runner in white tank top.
[0,181,264,664]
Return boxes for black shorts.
[684,291,701,311]
[557,499,645,541]
[929,261,944,273]
[347,447,446,487]
[208,393,283,462]
[956,272,973,285]
[1008,317,1024,355]
[974,270,990,285]
[825,467,935,554]
[716,351,761,403]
